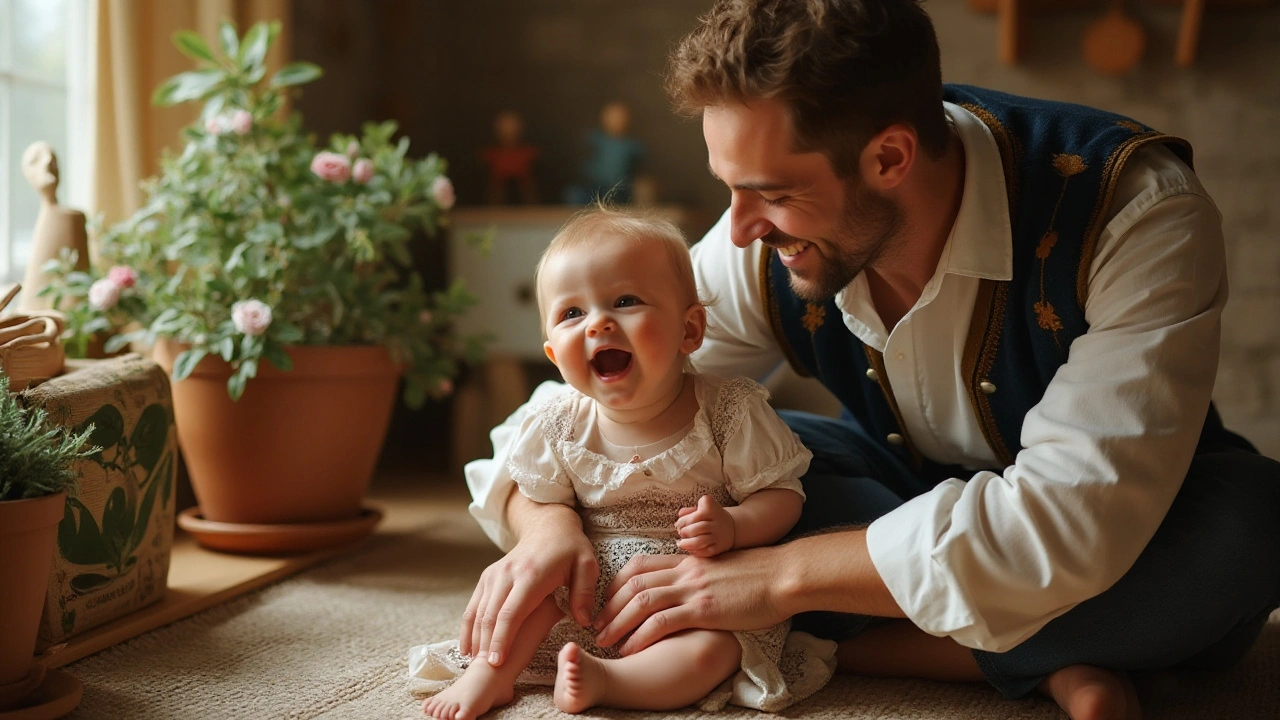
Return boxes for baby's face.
[541,234,699,414]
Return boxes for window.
[1,0,92,284]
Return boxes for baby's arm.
[675,488,803,557]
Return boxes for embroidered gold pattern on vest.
[1116,119,1145,133]
[1033,153,1088,349]
[802,303,826,334]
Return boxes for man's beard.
[769,181,902,302]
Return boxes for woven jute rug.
[64,489,1279,719]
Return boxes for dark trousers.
[780,410,1280,698]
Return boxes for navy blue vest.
[764,84,1246,473]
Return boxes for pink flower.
[346,140,360,158]
[229,109,253,135]
[107,265,138,288]
[437,379,453,396]
[231,299,273,337]
[431,176,456,210]
[204,116,224,136]
[88,279,121,310]
[310,151,351,183]
[353,158,375,184]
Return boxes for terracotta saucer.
[0,669,81,720]
[176,506,383,555]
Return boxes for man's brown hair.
[666,0,948,177]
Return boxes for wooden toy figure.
[565,101,645,205]
[480,110,540,205]
[19,141,89,312]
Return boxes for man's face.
[703,99,901,301]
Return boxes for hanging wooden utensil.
[1082,0,1147,75]
[1176,0,1207,66]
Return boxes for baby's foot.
[421,661,515,720]
[554,642,607,714]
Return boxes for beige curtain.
[92,0,291,235]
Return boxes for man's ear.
[860,123,917,192]
[543,341,557,366]
[681,304,707,355]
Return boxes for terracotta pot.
[153,341,401,525]
[0,492,66,688]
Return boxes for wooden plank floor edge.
[45,531,349,669]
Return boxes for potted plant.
[0,373,93,707]
[43,21,483,545]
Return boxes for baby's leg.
[554,629,742,713]
[423,596,563,720]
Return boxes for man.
[461,1,1280,718]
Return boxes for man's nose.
[729,193,774,248]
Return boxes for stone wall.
[295,0,1280,457]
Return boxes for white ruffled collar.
[556,380,718,492]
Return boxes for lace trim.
[507,461,571,500]
[709,376,770,452]
[558,412,715,491]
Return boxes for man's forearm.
[505,489,584,540]
[776,527,906,619]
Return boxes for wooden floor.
[45,466,470,670]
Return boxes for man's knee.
[1181,451,1280,609]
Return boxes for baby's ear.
[543,341,558,366]
[681,304,707,355]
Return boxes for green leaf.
[129,404,170,473]
[58,498,109,565]
[269,62,323,88]
[70,574,113,595]
[152,69,224,106]
[238,21,278,73]
[227,366,249,401]
[272,322,304,343]
[218,21,239,58]
[219,336,235,362]
[172,348,209,381]
[101,486,134,567]
[126,450,170,554]
[173,30,216,64]
[262,342,293,372]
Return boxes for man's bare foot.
[554,642,608,714]
[1039,664,1143,720]
[422,661,515,720]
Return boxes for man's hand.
[674,494,735,556]
[459,496,598,667]
[592,547,789,656]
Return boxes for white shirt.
[688,102,1227,651]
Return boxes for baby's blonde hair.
[535,205,701,326]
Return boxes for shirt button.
[886,433,905,446]
[895,352,905,361]
[980,381,997,395]
[643,469,653,477]
[865,368,879,382]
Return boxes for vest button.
[886,433,905,446]
[866,368,879,382]
[980,381,997,395]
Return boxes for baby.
[410,206,835,718]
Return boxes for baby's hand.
[674,495,735,557]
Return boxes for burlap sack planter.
[18,354,177,650]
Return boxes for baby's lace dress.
[408,374,837,711]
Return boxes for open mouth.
[590,348,632,379]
